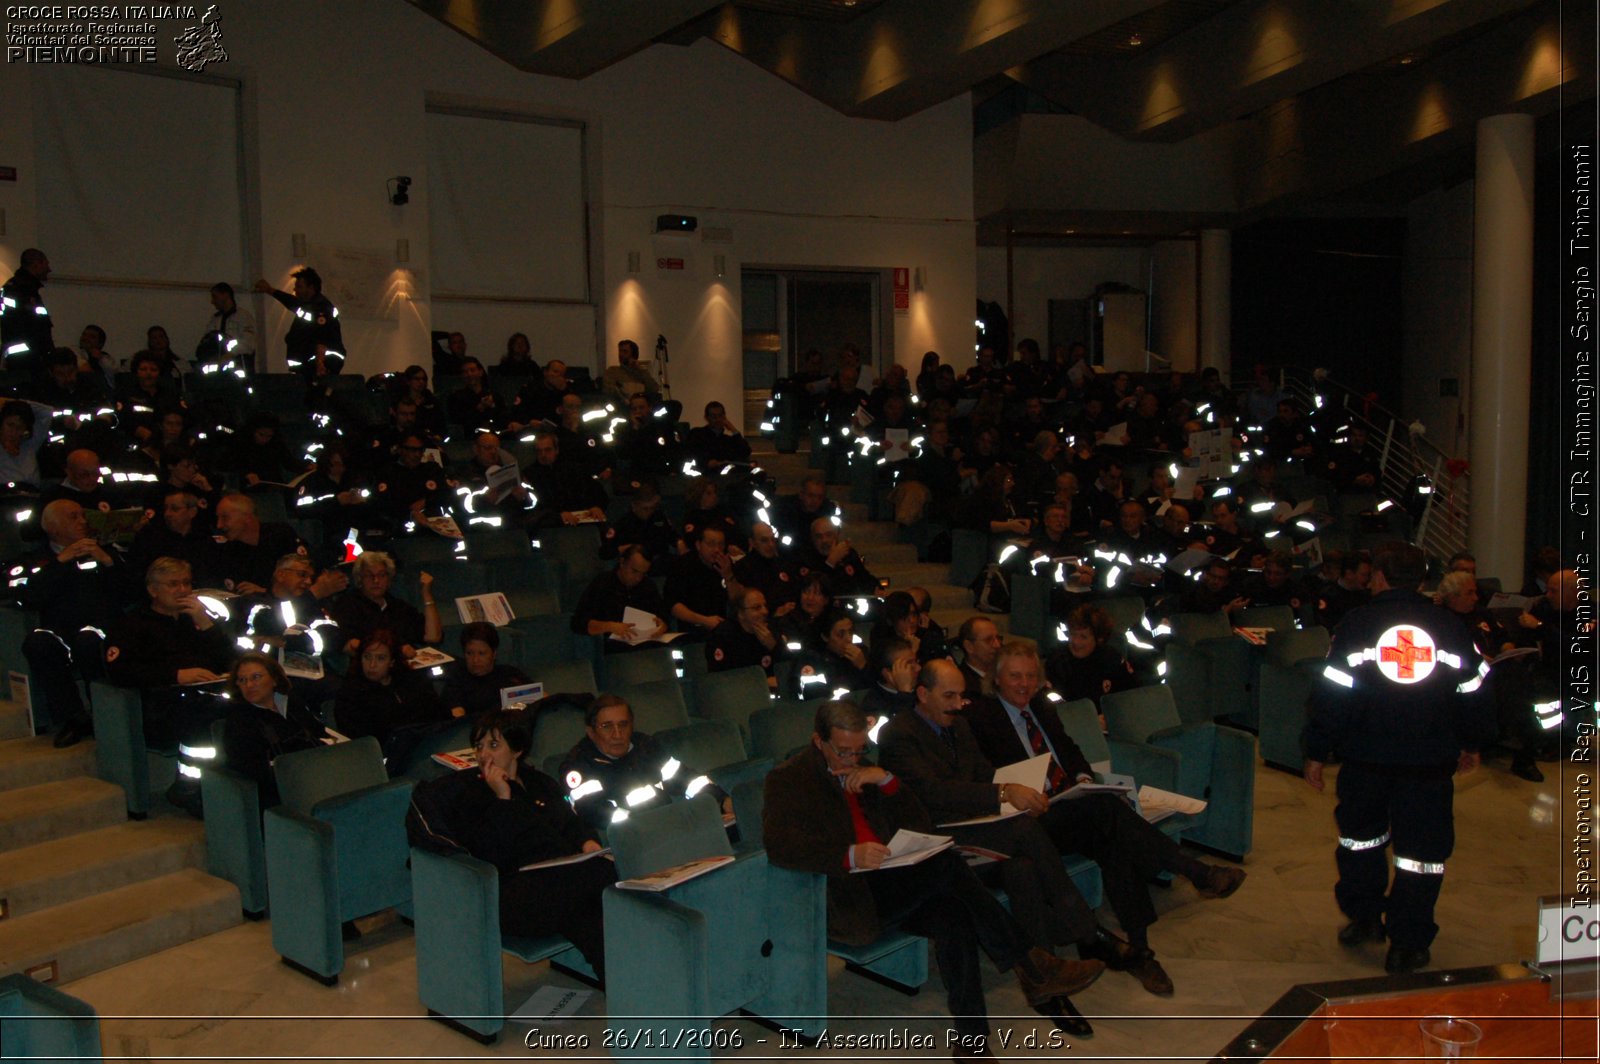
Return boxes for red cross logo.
[1375,625,1436,685]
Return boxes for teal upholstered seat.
[264,737,415,983]
[1100,684,1255,860]
[0,972,102,1063]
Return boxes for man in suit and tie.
[956,615,1003,699]
[762,699,1104,1058]
[964,641,1248,995]
[880,658,1133,1037]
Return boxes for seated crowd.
[1,302,1583,1053]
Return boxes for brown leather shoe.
[1196,864,1247,899]
[1015,947,1105,1006]
[1124,946,1174,996]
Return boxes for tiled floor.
[62,757,1564,1062]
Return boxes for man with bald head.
[18,498,131,746]
[794,515,876,594]
[879,658,1113,1035]
[212,492,309,594]
[38,448,119,517]
[731,521,797,609]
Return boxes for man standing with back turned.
[1302,542,1494,973]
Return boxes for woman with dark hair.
[868,590,936,664]
[956,464,1032,536]
[221,651,328,809]
[791,609,873,697]
[334,627,449,770]
[773,571,832,651]
[1045,604,1137,711]
[396,364,447,437]
[679,477,743,552]
[498,332,537,376]
[440,622,532,720]
[444,356,506,432]
[137,324,180,378]
[115,350,179,443]
[235,411,301,489]
[0,398,54,488]
[293,441,375,544]
[411,709,613,978]
[914,351,942,400]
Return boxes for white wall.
[1402,180,1475,455]
[975,245,1148,362]
[0,1,975,431]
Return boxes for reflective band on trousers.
[1394,856,1445,875]
[1339,832,1391,851]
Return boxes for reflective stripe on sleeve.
[1394,856,1445,875]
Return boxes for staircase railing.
[1277,369,1470,565]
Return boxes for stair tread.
[0,819,205,896]
[0,868,240,981]
[0,736,96,788]
[0,777,128,852]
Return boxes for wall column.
[1467,113,1535,583]
[1198,228,1231,375]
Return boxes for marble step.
[0,778,127,854]
[0,868,239,984]
[0,736,96,793]
[0,696,32,742]
[0,819,206,918]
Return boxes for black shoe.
[1036,996,1093,1038]
[1385,945,1430,973]
[1196,863,1248,899]
[1510,756,1544,783]
[1338,916,1386,947]
[53,720,90,749]
[1078,928,1137,970]
[165,780,204,819]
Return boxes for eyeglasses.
[826,741,867,762]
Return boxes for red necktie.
[1021,708,1069,796]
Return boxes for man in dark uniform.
[254,268,344,383]
[599,479,677,561]
[731,521,797,609]
[211,492,310,593]
[769,473,840,545]
[104,556,238,814]
[524,431,607,527]
[762,699,1104,1058]
[568,545,670,653]
[793,516,877,595]
[1315,550,1372,632]
[664,525,741,640]
[1302,542,1495,973]
[17,499,134,747]
[557,695,729,832]
[1,248,53,376]
[705,587,781,681]
[965,641,1247,995]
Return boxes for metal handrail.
[1275,368,1470,564]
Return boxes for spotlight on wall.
[388,176,412,206]
[913,266,926,291]
[291,232,307,258]
[714,254,726,278]
[396,238,410,264]
[627,251,641,273]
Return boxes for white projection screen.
[425,106,596,369]
[425,108,589,302]
[32,67,247,355]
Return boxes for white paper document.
[607,606,683,645]
[510,985,594,1024]
[1136,785,1207,824]
[455,592,515,626]
[852,829,953,872]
